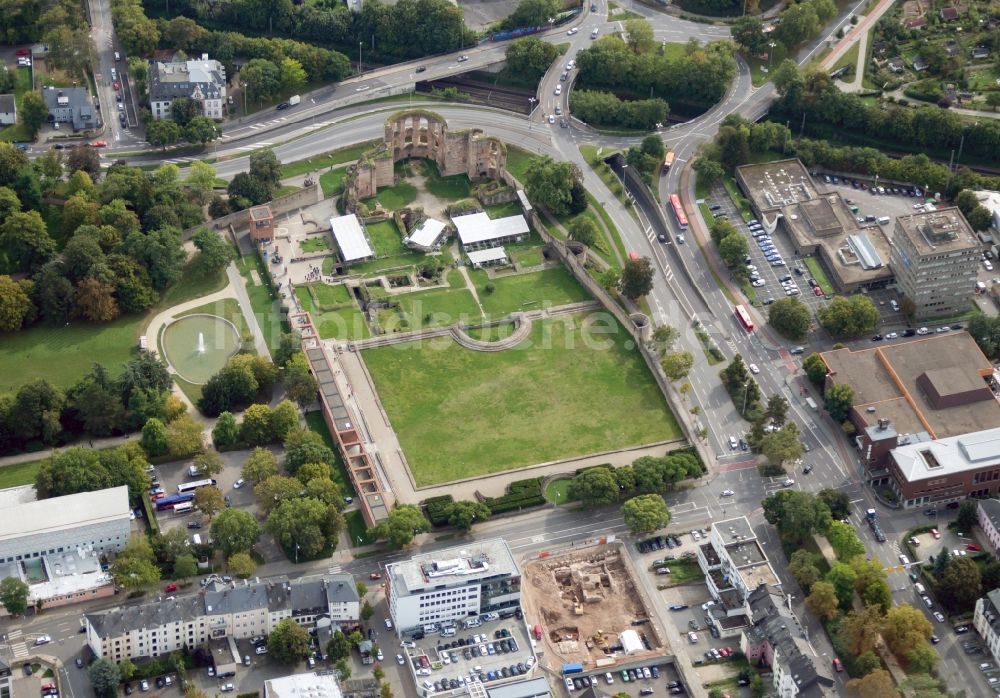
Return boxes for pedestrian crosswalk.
[10,641,28,658]
[328,565,342,575]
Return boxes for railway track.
[416,77,535,114]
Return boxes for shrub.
[423,495,455,526]
[484,477,545,514]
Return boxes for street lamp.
[359,42,363,75]
[528,97,537,130]
[295,542,300,564]
[768,42,777,69]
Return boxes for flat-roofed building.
[820,333,1000,506]
[889,427,1000,508]
[780,192,895,292]
[889,207,979,318]
[264,671,344,698]
[386,538,520,633]
[466,247,509,268]
[0,486,130,563]
[453,213,529,252]
[329,214,375,265]
[697,517,779,613]
[404,218,448,251]
[735,159,818,215]
[249,205,274,242]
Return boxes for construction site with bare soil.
[520,542,665,671]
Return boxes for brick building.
[248,205,274,243]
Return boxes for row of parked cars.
[819,173,925,199]
[636,534,682,553]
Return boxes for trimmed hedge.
[423,495,455,527]
[574,463,614,476]
[484,477,545,514]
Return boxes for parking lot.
[707,187,831,315]
[401,617,537,695]
[562,659,685,696]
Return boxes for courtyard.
[362,311,680,485]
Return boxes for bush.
[484,477,545,514]
[423,495,455,526]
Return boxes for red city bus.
[668,194,688,230]
[734,304,754,332]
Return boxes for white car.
[565,60,575,71]
[605,672,614,684]
[233,479,244,489]
[376,649,384,661]
[749,363,760,374]
[783,479,795,487]
[567,27,579,35]
[933,611,945,622]
[554,84,562,95]
[457,55,469,62]
[34,635,51,645]
[721,490,735,497]
[752,279,765,287]
[384,618,393,629]
[396,654,405,665]
[729,436,738,449]
[256,646,268,655]
[917,327,930,335]
[547,114,555,124]
[886,332,898,339]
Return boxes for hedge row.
[484,477,545,514]
[424,495,455,526]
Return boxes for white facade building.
[85,574,359,662]
[264,671,344,698]
[979,499,1000,554]
[0,486,130,564]
[386,538,520,633]
[974,588,1000,665]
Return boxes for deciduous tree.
[212,411,240,449]
[89,659,121,698]
[0,576,29,615]
[445,501,491,530]
[762,488,830,543]
[621,494,671,534]
[848,669,899,698]
[817,294,879,337]
[524,156,579,216]
[1,210,55,271]
[768,296,811,339]
[824,383,855,422]
[193,486,225,520]
[760,422,804,465]
[567,216,598,248]
[568,467,620,507]
[266,496,344,558]
[805,580,839,620]
[620,256,654,299]
[243,59,282,103]
[268,618,311,664]
[20,91,47,139]
[283,353,319,407]
[243,447,279,485]
[0,275,34,330]
[841,605,884,656]
[227,551,256,578]
[369,504,431,548]
[882,604,932,658]
[938,555,982,613]
[211,509,262,556]
[826,520,866,560]
[789,549,822,592]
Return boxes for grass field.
[363,312,680,485]
[345,510,375,546]
[544,478,574,505]
[0,457,45,489]
[310,283,353,306]
[803,256,834,294]
[300,237,330,253]
[513,249,543,267]
[504,146,539,183]
[423,162,471,200]
[304,410,356,497]
[485,201,522,219]
[465,322,516,342]
[470,267,590,318]
[235,256,288,353]
[319,167,347,197]
[295,287,371,340]
[379,287,481,331]
[367,219,406,257]
[279,141,379,179]
[0,261,227,394]
[375,182,417,210]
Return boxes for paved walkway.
[821,0,895,72]
[227,262,273,360]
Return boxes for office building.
[696,516,780,613]
[85,574,358,662]
[264,671,343,698]
[0,486,130,563]
[386,538,520,633]
[889,207,979,319]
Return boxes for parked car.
[833,657,843,672]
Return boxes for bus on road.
[155,493,195,511]
[173,501,194,515]
[177,479,217,494]
[734,304,754,332]
[668,194,688,231]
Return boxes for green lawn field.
[363,312,680,485]
[295,287,371,340]
[367,219,407,257]
[378,286,481,331]
[470,267,591,318]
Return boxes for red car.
[813,286,823,296]
[833,657,843,673]
[151,492,165,501]
[369,572,382,580]
[15,48,30,56]
[90,140,107,148]
[931,528,941,539]
[164,583,177,593]
[112,81,120,91]
[967,543,982,552]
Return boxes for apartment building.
[85,574,358,662]
[974,588,1000,665]
[148,55,226,121]
[696,517,780,614]
[386,538,520,633]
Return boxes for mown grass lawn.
[319,167,347,197]
[363,312,680,485]
[375,182,417,210]
[465,322,516,342]
[423,162,471,200]
[0,458,46,489]
[379,287,481,331]
[295,287,371,340]
[544,478,575,505]
[470,267,590,318]
[279,141,379,178]
[0,262,227,393]
[345,510,375,545]
[485,201,522,219]
[300,237,330,253]
[367,219,406,257]
[803,256,834,294]
[309,283,353,306]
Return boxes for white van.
[191,533,202,546]
[915,583,926,595]
[899,554,910,565]
[441,627,456,637]
[876,216,891,226]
